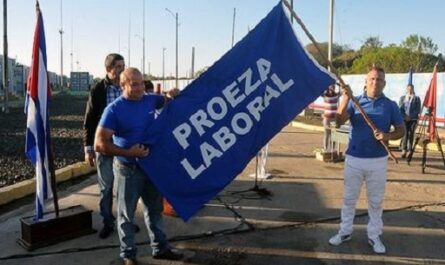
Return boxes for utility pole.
[191,46,195,79]
[175,13,178,88]
[70,19,73,74]
[118,30,120,54]
[142,0,146,78]
[2,0,8,113]
[59,0,64,91]
[231,8,236,48]
[162,47,166,89]
[128,15,131,66]
[147,61,150,77]
[165,8,178,88]
[328,0,334,71]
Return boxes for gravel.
[0,93,87,188]
[0,93,321,189]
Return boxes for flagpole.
[3,0,9,113]
[48,141,60,217]
[282,0,398,163]
[36,0,60,218]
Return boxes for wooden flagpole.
[282,0,398,163]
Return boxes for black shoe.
[99,225,114,239]
[122,257,138,265]
[134,224,140,233]
[153,248,184,260]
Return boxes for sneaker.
[122,257,138,265]
[99,225,114,239]
[401,151,407,158]
[328,233,351,246]
[368,237,386,254]
[153,248,184,260]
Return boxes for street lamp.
[135,34,144,72]
[162,47,166,90]
[165,8,178,88]
[142,0,146,79]
[59,0,64,91]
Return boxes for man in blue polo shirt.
[328,67,405,254]
[94,68,183,265]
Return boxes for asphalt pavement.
[1,125,444,265]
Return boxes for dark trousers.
[401,120,417,152]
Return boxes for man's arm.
[94,126,149,157]
[161,88,181,106]
[374,124,405,141]
[336,86,351,126]
[83,86,100,166]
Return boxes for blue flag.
[408,67,413,85]
[139,1,335,221]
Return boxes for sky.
[2,0,445,79]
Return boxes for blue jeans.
[96,153,115,227]
[113,160,169,259]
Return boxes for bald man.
[94,68,182,265]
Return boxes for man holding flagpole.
[95,68,183,264]
[329,67,405,254]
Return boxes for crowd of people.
[84,53,420,263]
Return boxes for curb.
[0,162,96,206]
[290,121,445,152]
[290,121,324,133]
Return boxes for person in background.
[329,67,405,254]
[322,84,339,152]
[144,80,154,94]
[94,68,183,265]
[83,53,126,239]
[398,84,421,158]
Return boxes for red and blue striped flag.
[25,3,53,220]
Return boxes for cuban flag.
[139,1,335,221]
[25,3,53,220]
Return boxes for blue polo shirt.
[99,94,165,163]
[346,94,403,158]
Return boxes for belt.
[114,159,139,170]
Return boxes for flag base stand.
[407,113,445,173]
[17,205,95,251]
[230,154,273,198]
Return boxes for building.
[0,55,16,93]
[12,64,26,95]
[70,71,90,91]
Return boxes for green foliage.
[360,36,383,50]
[401,34,439,71]
[310,34,443,74]
[305,42,351,67]
[350,46,413,73]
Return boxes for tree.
[401,34,438,71]
[360,36,383,50]
[305,42,349,67]
[350,46,413,73]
